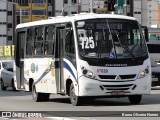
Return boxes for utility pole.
[123,0,127,15]
[130,0,134,16]
[20,8,22,23]
[89,0,93,13]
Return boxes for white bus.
[15,13,151,106]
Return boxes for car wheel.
[12,79,16,91]
[70,83,82,106]
[1,79,6,91]
[128,95,142,104]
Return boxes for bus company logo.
[30,63,36,73]
[115,75,121,80]
[97,69,108,73]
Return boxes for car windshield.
[76,19,148,60]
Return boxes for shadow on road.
[49,93,160,106]
[50,97,71,104]
[49,97,134,106]
[0,87,31,97]
[1,86,160,107]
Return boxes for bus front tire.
[12,79,16,91]
[70,83,82,106]
[128,95,142,104]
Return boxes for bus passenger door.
[15,31,26,90]
[55,26,65,93]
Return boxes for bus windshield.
[76,19,148,60]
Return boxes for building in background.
[80,0,115,14]
[0,1,7,46]
[0,0,14,46]
[8,0,15,45]
[1,0,160,46]
[133,0,148,26]
[16,0,48,24]
[54,0,78,16]
[0,0,53,46]
[133,0,157,27]
[133,0,160,27]
[80,0,133,16]
[148,0,160,27]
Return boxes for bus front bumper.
[78,76,151,97]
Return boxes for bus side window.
[26,28,33,56]
[34,27,44,56]
[66,30,75,53]
[45,25,55,55]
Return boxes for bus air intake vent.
[103,84,133,91]
[98,74,136,80]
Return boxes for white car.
[0,60,16,91]
[151,59,160,87]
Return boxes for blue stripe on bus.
[64,61,77,81]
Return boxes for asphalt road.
[0,87,160,120]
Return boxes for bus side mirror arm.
[142,26,149,42]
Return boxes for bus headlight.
[138,66,150,78]
[81,66,96,79]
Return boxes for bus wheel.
[32,85,43,102]
[42,93,50,101]
[128,95,142,104]
[70,83,82,106]
[1,79,6,91]
[12,79,16,91]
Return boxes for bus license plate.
[112,91,125,95]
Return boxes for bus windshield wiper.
[123,44,136,60]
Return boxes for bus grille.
[102,84,133,91]
[98,74,136,80]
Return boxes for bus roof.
[16,13,137,29]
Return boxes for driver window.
[65,23,76,63]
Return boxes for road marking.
[0,117,76,120]
[46,117,75,120]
